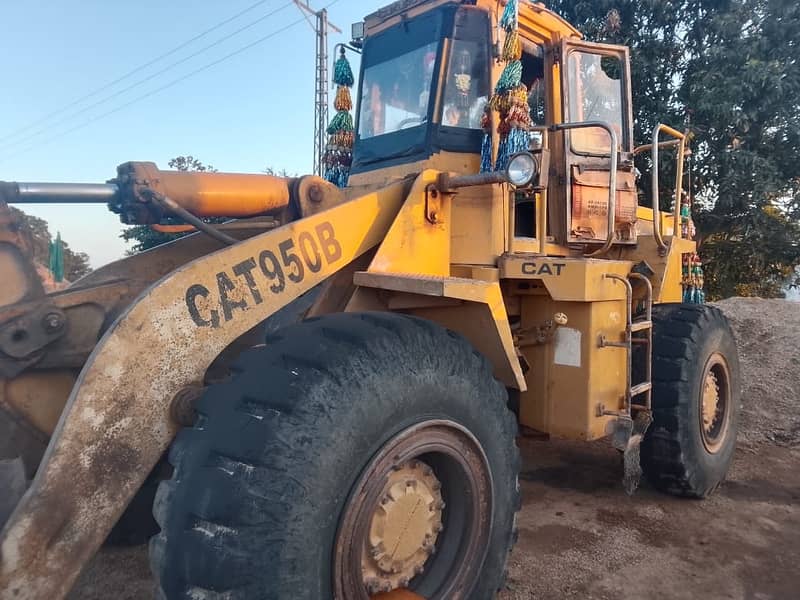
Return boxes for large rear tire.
[641,304,740,498]
[150,312,520,599]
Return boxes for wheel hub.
[334,420,493,600]
[702,370,720,432]
[362,460,443,593]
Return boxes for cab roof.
[364,0,582,41]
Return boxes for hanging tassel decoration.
[496,60,523,93]
[502,29,522,62]
[324,48,355,187]
[335,85,352,112]
[499,0,518,30]
[327,111,354,133]
[480,107,494,173]
[481,0,531,173]
[333,52,354,87]
[679,192,706,304]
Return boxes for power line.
[0,1,296,152]
[0,0,341,164]
[0,0,280,144]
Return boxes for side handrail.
[633,138,681,156]
[553,121,618,257]
[530,125,550,255]
[649,124,687,253]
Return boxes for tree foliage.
[547,0,800,298]
[10,207,91,281]
[120,156,218,253]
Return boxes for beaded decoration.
[480,0,532,172]
[679,192,706,304]
[323,48,355,188]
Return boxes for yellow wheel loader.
[0,1,740,599]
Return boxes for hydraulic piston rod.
[0,182,118,204]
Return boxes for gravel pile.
[713,297,800,447]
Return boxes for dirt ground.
[70,299,800,600]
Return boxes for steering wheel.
[397,116,426,130]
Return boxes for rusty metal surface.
[622,410,653,495]
[371,590,427,600]
[0,222,283,376]
[700,354,732,455]
[0,304,66,360]
[0,203,46,307]
[0,183,407,600]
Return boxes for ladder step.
[631,321,652,332]
[631,382,652,397]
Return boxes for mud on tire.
[150,312,520,599]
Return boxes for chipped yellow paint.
[0,182,408,600]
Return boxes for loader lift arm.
[0,157,526,598]
[0,178,409,599]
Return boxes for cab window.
[567,51,626,154]
[521,44,547,126]
[440,39,489,129]
[358,42,438,139]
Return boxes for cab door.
[560,39,637,246]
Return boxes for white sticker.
[554,327,582,368]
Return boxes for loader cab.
[350,3,492,177]
[349,0,637,256]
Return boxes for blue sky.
[0,0,383,267]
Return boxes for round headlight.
[506,152,538,187]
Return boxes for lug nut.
[42,312,64,333]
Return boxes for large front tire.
[150,312,520,599]
[641,304,741,498]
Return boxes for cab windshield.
[359,42,438,139]
[351,7,492,172]
[352,11,442,170]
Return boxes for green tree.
[165,155,215,173]
[701,205,800,298]
[547,0,800,298]
[10,207,91,281]
[121,156,219,253]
